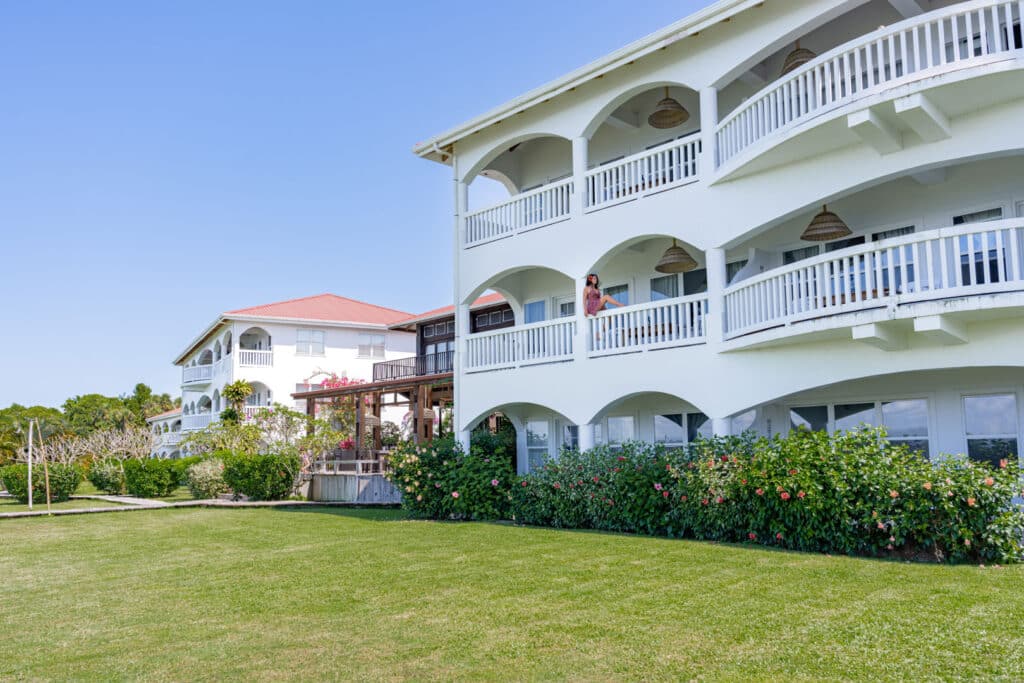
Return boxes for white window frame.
[786,394,933,458]
[357,333,386,359]
[961,391,1022,466]
[554,295,576,319]
[295,328,325,357]
[950,203,1006,225]
[525,418,552,472]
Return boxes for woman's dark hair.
[587,273,600,289]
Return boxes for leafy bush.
[386,436,515,520]
[170,455,203,486]
[509,429,1024,564]
[0,463,83,503]
[186,457,228,499]
[87,459,126,495]
[221,452,301,501]
[123,458,179,498]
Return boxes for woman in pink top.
[584,273,625,316]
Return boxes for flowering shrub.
[186,457,228,499]
[221,452,301,501]
[386,436,514,520]
[87,459,126,495]
[0,463,83,503]
[510,429,1024,564]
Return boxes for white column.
[572,137,588,216]
[577,422,596,452]
[452,155,468,446]
[457,428,471,453]
[712,416,732,437]
[705,246,727,347]
[699,86,719,173]
[515,420,528,475]
[573,275,589,363]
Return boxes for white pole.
[26,420,34,511]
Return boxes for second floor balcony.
[372,350,454,382]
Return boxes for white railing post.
[574,275,590,364]
[572,137,588,216]
[700,86,719,171]
[705,247,727,348]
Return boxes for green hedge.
[221,452,300,501]
[510,429,1024,564]
[123,459,179,498]
[0,463,83,504]
[387,436,515,520]
[87,459,125,495]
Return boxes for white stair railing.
[585,135,701,210]
[589,295,709,356]
[717,0,1023,165]
[724,218,1024,338]
[465,318,576,372]
[464,177,574,247]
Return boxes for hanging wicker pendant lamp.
[781,40,816,76]
[801,205,852,242]
[655,239,698,273]
[647,87,690,129]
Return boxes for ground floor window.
[526,420,550,471]
[687,413,713,442]
[731,409,756,434]
[594,415,635,449]
[561,423,578,451]
[789,399,930,456]
[654,414,686,447]
[963,394,1019,467]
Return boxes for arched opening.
[244,382,272,420]
[223,331,233,356]
[213,341,222,362]
[239,327,271,351]
[465,401,577,475]
[212,389,221,414]
[196,396,213,415]
[197,349,213,366]
[171,420,181,433]
[585,392,719,449]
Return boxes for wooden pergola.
[293,373,454,451]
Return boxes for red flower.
[680,495,688,502]
[967,497,976,507]
[715,496,724,504]
[616,456,626,462]
[748,532,757,541]
[999,459,1008,469]
[592,476,600,483]
[521,480,528,487]
[721,455,729,462]
[666,464,672,471]
[984,477,995,487]
[701,499,709,506]
[780,491,791,501]
[788,469,798,475]
[740,479,747,485]
[755,488,764,496]
[553,482,561,490]
[889,490,899,499]
[662,491,670,498]
[775,532,783,541]
[797,490,806,499]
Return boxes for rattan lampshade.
[647,87,690,129]
[655,239,698,273]
[781,41,816,76]
[801,205,852,242]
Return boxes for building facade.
[172,293,416,448]
[147,408,183,459]
[415,0,1024,473]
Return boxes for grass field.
[1,508,1022,681]
[0,496,126,514]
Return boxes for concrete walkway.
[71,494,171,507]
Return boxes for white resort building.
[415,0,1024,473]
[171,294,415,449]
[147,407,183,459]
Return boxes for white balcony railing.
[238,349,273,368]
[585,136,701,211]
[464,177,574,247]
[589,295,709,356]
[724,218,1024,338]
[716,0,1023,165]
[243,405,270,419]
[182,414,213,431]
[182,364,213,385]
[163,432,183,446]
[465,318,576,372]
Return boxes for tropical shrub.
[186,457,228,499]
[221,452,301,501]
[170,455,203,486]
[123,458,179,498]
[509,428,1024,564]
[87,459,125,495]
[0,463,83,503]
[386,436,515,520]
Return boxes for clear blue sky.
[0,0,710,408]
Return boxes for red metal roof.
[146,407,182,421]
[226,293,412,326]
[390,293,506,328]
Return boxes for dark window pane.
[791,406,828,432]
[891,439,929,458]
[967,438,1018,468]
[835,403,875,431]
[683,268,707,294]
[881,399,928,438]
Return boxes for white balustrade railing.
[585,136,701,210]
[182,364,213,384]
[182,414,213,431]
[243,405,270,419]
[589,295,709,356]
[238,349,273,368]
[724,219,1024,338]
[163,432,183,445]
[717,0,1023,165]
[465,318,576,372]
[464,177,574,247]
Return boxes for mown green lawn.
[0,496,126,514]
[1,508,1021,681]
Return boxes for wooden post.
[371,392,382,452]
[354,391,364,453]
[411,385,420,445]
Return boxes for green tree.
[62,394,134,436]
[0,404,68,463]
[122,383,178,424]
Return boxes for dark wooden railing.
[372,350,454,382]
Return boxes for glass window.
[835,403,876,431]
[964,394,1018,467]
[953,207,1003,225]
[683,268,707,295]
[872,226,914,241]
[784,246,819,265]
[687,412,712,442]
[526,420,550,471]
[489,311,503,324]
[524,301,546,324]
[654,414,685,445]
[447,321,455,335]
[731,410,756,434]
[825,235,866,252]
[296,329,325,356]
[650,275,679,301]
[726,260,748,284]
[557,300,575,317]
[474,314,488,328]
[606,416,635,447]
[790,405,828,432]
[604,284,629,306]
[502,309,514,322]
[562,424,579,451]
[358,333,386,359]
[423,324,435,338]
[882,399,929,456]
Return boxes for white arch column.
[572,137,588,216]
[454,151,471,453]
[577,422,596,452]
[700,86,718,172]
